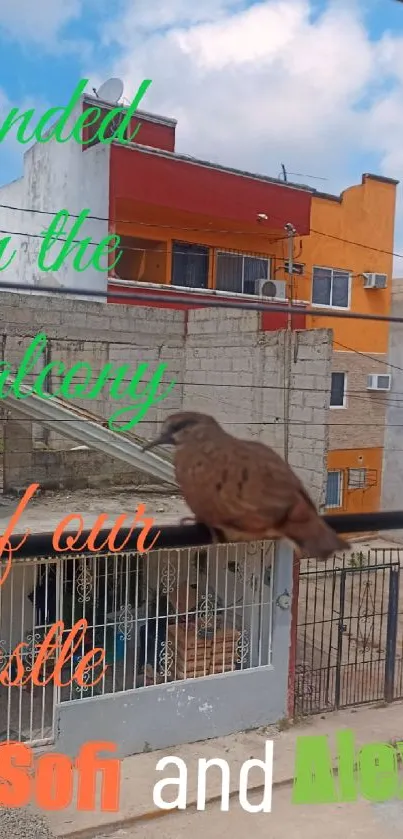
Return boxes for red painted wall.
[261,309,306,331]
[108,283,307,330]
[81,103,175,152]
[107,283,204,310]
[125,117,175,152]
[110,145,312,233]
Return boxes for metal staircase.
[3,379,177,487]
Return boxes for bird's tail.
[286,517,350,560]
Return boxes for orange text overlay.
[0,482,160,588]
[0,740,121,811]
[0,619,107,689]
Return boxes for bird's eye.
[173,419,196,433]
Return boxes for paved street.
[93,786,403,839]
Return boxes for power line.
[0,382,400,417]
[0,227,283,259]
[310,228,402,260]
[1,279,402,324]
[334,340,403,377]
[0,203,290,243]
[0,201,402,259]
[0,373,397,401]
[0,419,400,427]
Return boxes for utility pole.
[283,223,297,464]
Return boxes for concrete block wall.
[287,329,332,507]
[184,309,332,506]
[3,428,164,492]
[0,292,184,448]
[330,350,388,450]
[0,292,184,490]
[0,293,332,502]
[381,284,403,539]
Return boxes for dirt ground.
[4,484,403,551]
[0,485,190,532]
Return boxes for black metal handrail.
[5,510,403,559]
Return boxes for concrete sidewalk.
[93,786,403,839]
[45,700,403,838]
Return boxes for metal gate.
[1,537,292,753]
[294,551,402,715]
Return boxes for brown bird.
[143,411,350,559]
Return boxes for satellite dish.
[95,78,124,104]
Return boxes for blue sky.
[1,0,403,261]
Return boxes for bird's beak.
[142,432,172,452]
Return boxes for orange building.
[79,94,398,515]
[302,175,397,516]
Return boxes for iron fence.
[0,539,274,746]
[3,510,403,744]
[294,548,402,715]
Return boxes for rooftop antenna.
[93,77,124,104]
[279,163,327,183]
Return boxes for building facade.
[0,87,398,514]
[305,177,397,516]
[381,278,403,531]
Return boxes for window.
[312,267,350,309]
[330,372,346,408]
[325,471,343,509]
[172,242,209,289]
[376,375,391,390]
[348,468,367,489]
[216,252,270,294]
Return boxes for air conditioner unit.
[257,279,287,299]
[367,374,391,392]
[363,273,388,289]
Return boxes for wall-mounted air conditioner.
[257,279,287,299]
[367,374,391,392]
[363,273,388,289]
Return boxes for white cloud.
[92,0,403,266]
[0,88,27,187]
[101,1,373,168]
[0,0,83,46]
[102,0,248,42]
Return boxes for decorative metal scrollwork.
[245,541,261,558]
[73,665,93,696]
[160,556,177,594]
[76,557,93,603]
[198,592,215,630]
[117,603,134,640]
[236,630,250,665]
[0,639,8,669]
[23,631,44,672]
[158,638,174,677]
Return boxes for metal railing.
[294,548,403,715]
[0,534,275,746]
[2,509,403,745]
